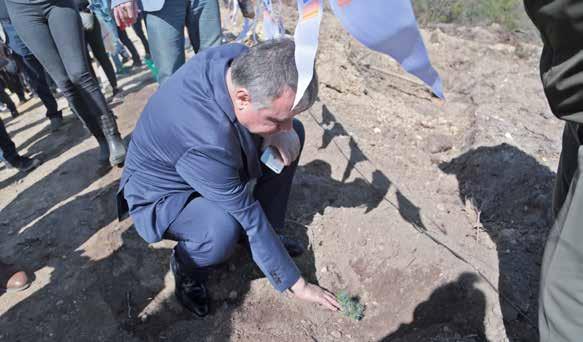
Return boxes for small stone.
[424,134,454,154]
[373,127,381,134]
[330,330,342,338]
[56,300,64,306]
[229,291,238,300]
[321,266,328,273]
[358,239,367,247]
[140,314,148,322]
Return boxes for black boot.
[69,107,110,165]
[170,252,209,317]
[99,113,126,166]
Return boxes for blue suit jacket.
[118,43,300,292]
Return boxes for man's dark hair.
[230,38,318,113]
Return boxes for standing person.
[116,24,142,67]
[88,0,128,75]
[132,12,150,60]
[117,39,340,317]
[4,0,126,166]
[77,0,122,100]
[524,1,583,341]
[112,0,222,84]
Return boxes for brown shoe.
[0,261,31,293]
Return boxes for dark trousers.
[538,122,583,342]
[84,14,117,91]
[6,0,111,139]
[0,79,17,114]
[0,69,25,102]
[164,120,305,280]
[524,1,583,340]
[117,26,141,65]
[0,117,18,162]
[132,14,150,57]
[14,54,61,119]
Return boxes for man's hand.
[262,130,300,166]
[113,0,139,29]
[289,277,341,312]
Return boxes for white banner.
[292,0,323,108]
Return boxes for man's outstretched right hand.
[289,277,341,312]
[113,0,139,29]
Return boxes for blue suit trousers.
[164,120,305,280]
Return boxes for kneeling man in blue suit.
[117,38,341,317]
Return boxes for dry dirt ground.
[0,5,562,342]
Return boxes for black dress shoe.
[170,253,209,317]
[5,156,41,172]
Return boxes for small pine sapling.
[337,291,365,321]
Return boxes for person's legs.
[0,117,40,171]
[16,53,61,120]
[85,17,118,91]
[0,79,19,118]
[186,0,221,53]
[164,194,241,317]
[145,0,187,84]
[43,0,125,165]
[1,69,26,103]
[165,195,242,280]
[539,122,583,342]
[132,14,151,58]
[116,27,141,67]
[6,0,96,131]
[0,116,18,163]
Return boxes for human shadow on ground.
[0,182,167,341]
[0,144,110,231]
[317,105,426,230]
[3,115,46,136]
[118,156,395,340]
[439,143,554,341]
[0,112,126,191]
[380,272,487,342]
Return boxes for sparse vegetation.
[337,291,365,321]
[412,0,526,31]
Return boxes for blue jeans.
[145,0,221,84]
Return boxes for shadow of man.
[380,273,487,342]
[439,143,555,341]
[0,115,109,190]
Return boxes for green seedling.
[337,291,365,321]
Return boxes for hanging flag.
[328,0,444,98]
[293,0,324,108]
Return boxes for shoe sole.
[18,159,41,173]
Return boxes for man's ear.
[235,88,251,112]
